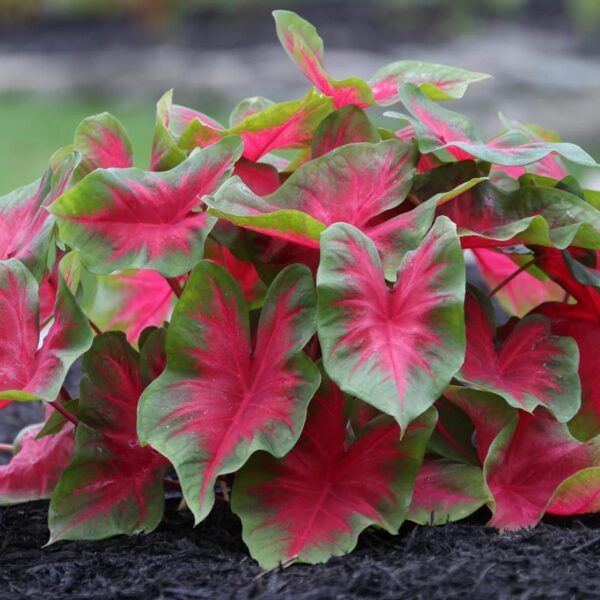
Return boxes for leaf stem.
[487,257,537,299]
[47,387,80,427]
[88,318,102,336]
[0,443,14,454]
[166,277,183,298]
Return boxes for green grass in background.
[0,95,152,193]
[0,94,228,194]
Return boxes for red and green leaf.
[311,105,380,158]
[83,269,176,345]
[178,88,333,161]
[457,286,581,423]
[370,61,490,104]
[273,10,375,109]
[205,139,419,251]
[0,151,80,279]
[0,423,74,505]
[233,373,436,568]
[390,84,598,168]
[49,136,243,276]
[137,261,320,523]
[0,258,93,406]
[472,248,564,317]
[73,112,133,180]
[150,90,223,171]
[427,396,478,465]
[438,180,600,250]
[446,386,600,528]
[548,468,600,517]
[407,458,490,525]
[48,332,169,542]
[274,12,489,107]
[317,217,465,431]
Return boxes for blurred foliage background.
[0,0,598,192]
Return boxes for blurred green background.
[0,0,599,193]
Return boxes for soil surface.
[2,499,600,599]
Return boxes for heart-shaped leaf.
[274,11,489,107]
[233,372,436,568]
[273,10,375,109]
[370,61,490,104]
[317,217,465,431]
[311,105,380,158]
[50,137,243,276]
[472,248,563,317]
[0,423,74,505]
[448,387,600,529]
[48,332,169,542]
[138,261,320,523]
[438,180,600,250]
[0,258,93,406]
[407,458,490,525]
[205,139,419,249]
[389,84,598,168]
[82,269,176,345]
[150,90,224,171]
[178,88,332,162]
[457,287,581,423]
[73,112,133,180]
[0,151,80,279]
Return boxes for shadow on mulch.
[1,499,600,599]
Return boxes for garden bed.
[1,501,599,599]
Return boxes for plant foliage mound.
[1,10,600,569]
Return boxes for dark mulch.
[2,499,600,600]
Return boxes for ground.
[1,499,600,599]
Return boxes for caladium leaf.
[229,96,275,127]
[49,137,243,276]
[472,248,564,317]
[36,399,79,439]
[560,249,600,291]
[388,84,598,167]
[233,372,436,568]
[48,332,169,542]
[443,386,514,464]
[73,112,133,180]
[447,386,600,528]
[273,10,375,109]
[531,256,600,439]
[274,11,488,107]
[138,261,320,523]
[0,151,80,279]
[233,158,281,196]
[311,105,380,158]
[535,247,600,316]
[457,287,581,422]
[548,468,600,517]
[204,238,266,308]
[427,396,478,465]
[370,61,490,104]
[0,423,74,505]
[491,119,569,181]
[178,88,333,161]
[0,258,93,405]
[438,180,600,250]
[83,269,176,345]
[317,218,465,431]
[151,90,223,171]
[139,327,167,386]
[407,459,490,525]
[205,139,420,252]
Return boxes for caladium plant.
[0,9,599,570]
